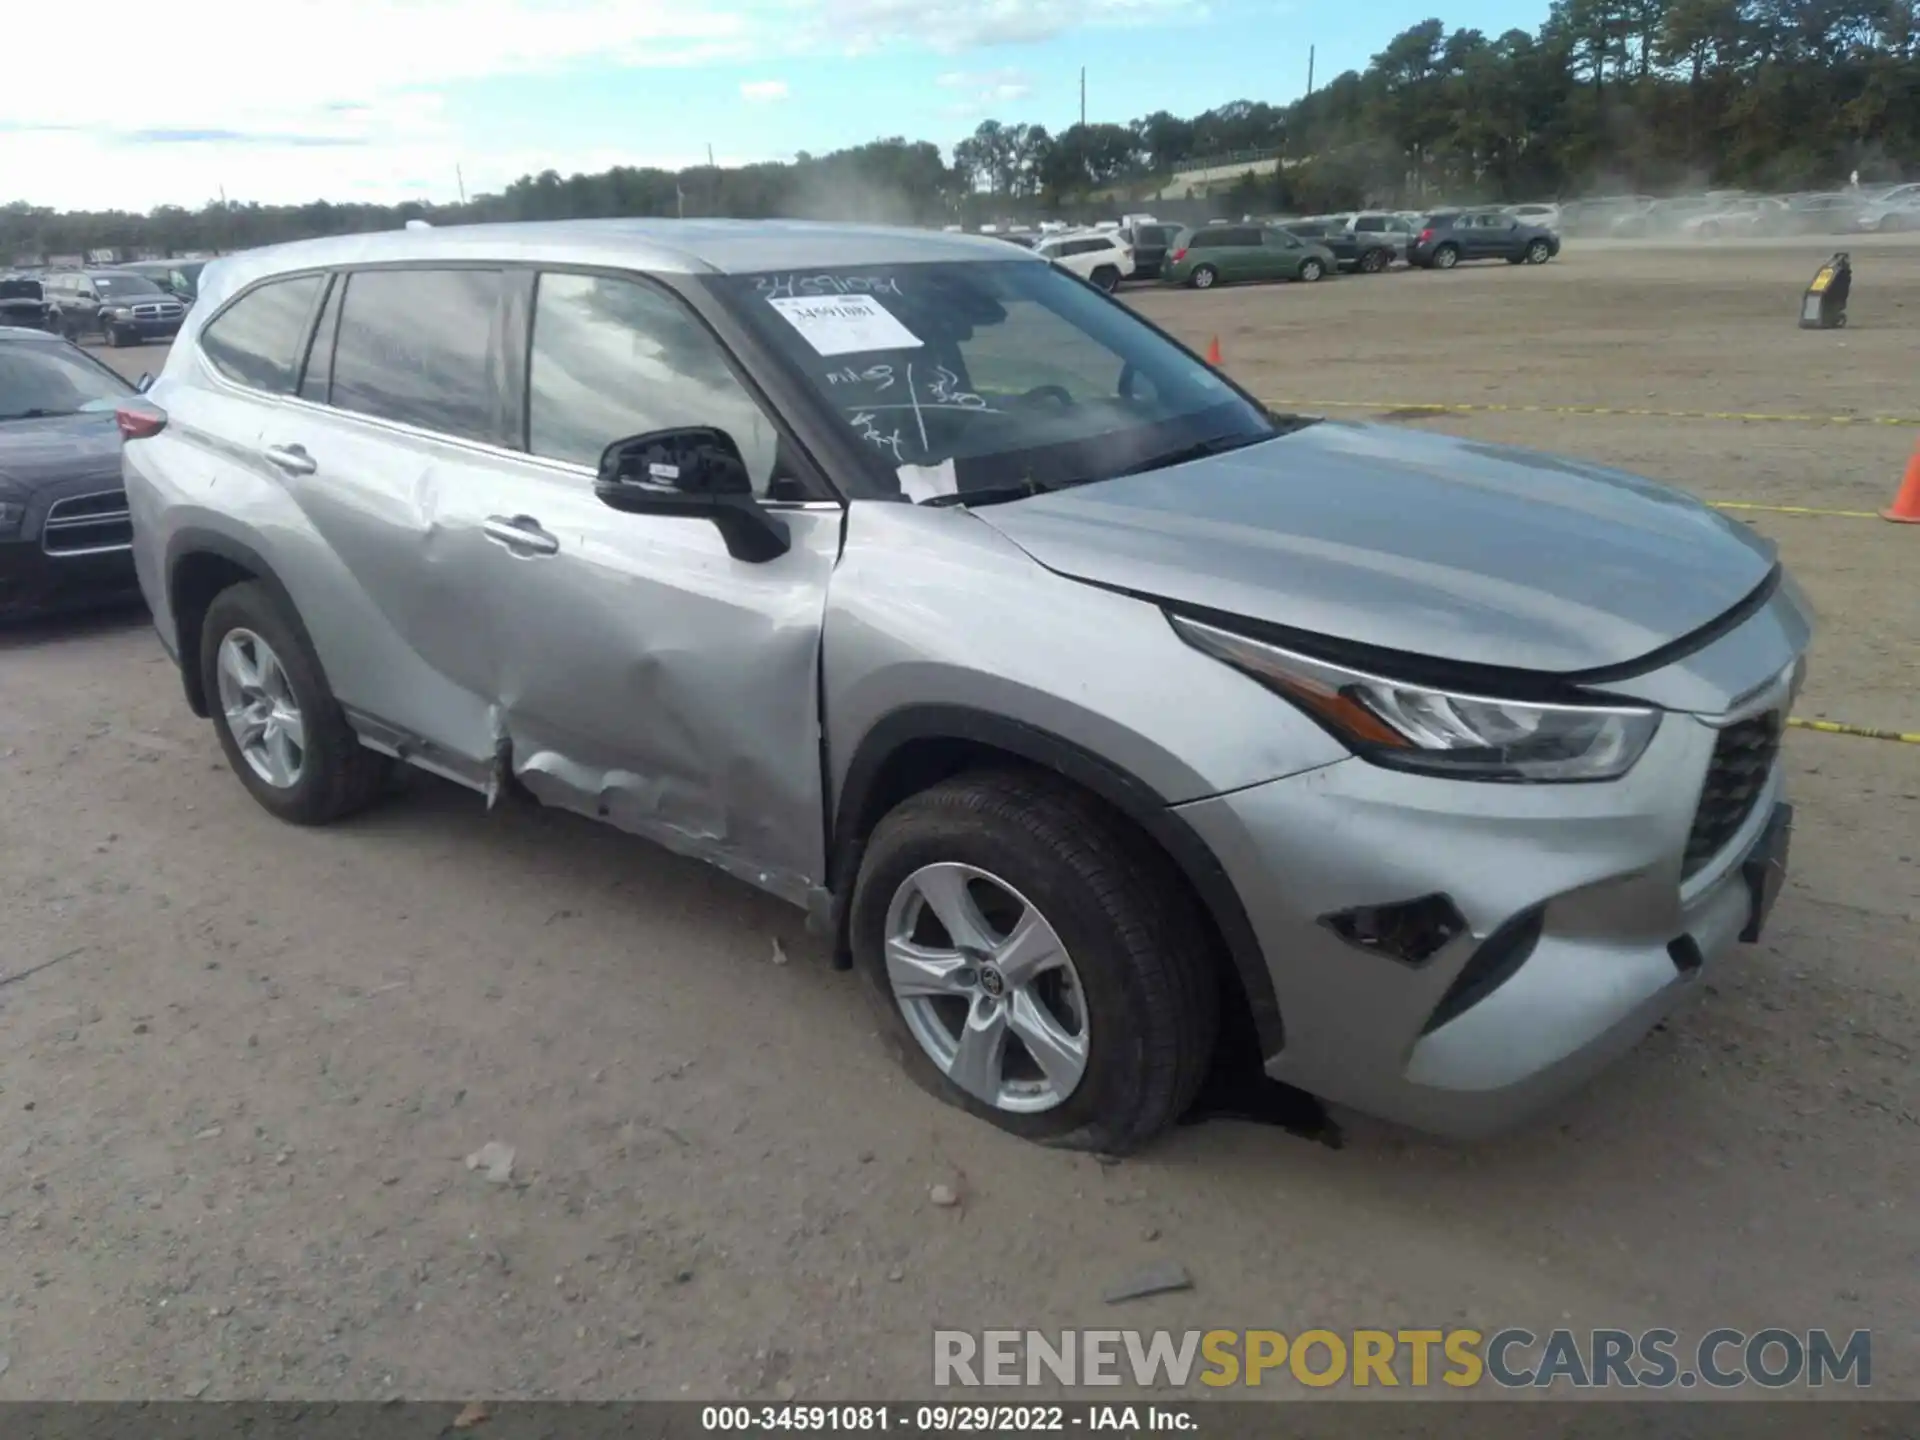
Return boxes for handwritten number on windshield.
[850,411,906,463]
[757,274,905,300]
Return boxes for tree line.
[5,0,1914,260]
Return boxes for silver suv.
[125,220,1809,1151]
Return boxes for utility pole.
[707,143,715,167]
[1079,67,1086,128]
[456,164,467,204]
[1307,46,1315,96]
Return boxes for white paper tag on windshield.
[896,458,958,503]
[769,294,922,356]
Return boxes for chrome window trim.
[196,354,846,510]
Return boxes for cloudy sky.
[5,0,1539,213]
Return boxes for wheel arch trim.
[829,703,1284,1055]
[163,528,316,719]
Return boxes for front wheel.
[1432,244,1460,270]
[1189,264,1219,290]
[102,320,124,347]
[1359,248,1389,274]
[850,770,1220,1153]
[200,582,390,825]
[1526,239,1552,264]
[1297,258,1325,282]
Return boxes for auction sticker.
[769,294,922,356]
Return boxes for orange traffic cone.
[1205,335,1222,367]
[1885,438,1920,523]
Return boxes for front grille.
[129,302,184,322]
[42,490,132,555]
[1683,711,1781,877]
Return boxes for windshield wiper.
[1116,431,1275,478]
[919,477,1050,509]
[0,408,82,421]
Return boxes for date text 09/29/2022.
[702,1405,1190,1432]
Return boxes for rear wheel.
[1090,265,1121,293]
[1359,247,1390,274]
[1189,264,1219,290]
[1525,239,1552,264]
[1297,257,1326,282]
[200,582,389,825]
[850,769,1220,1153]
[1432,244,1461,270]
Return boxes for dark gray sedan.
[0,327,144,616]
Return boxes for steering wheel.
[1015,384,1075,410]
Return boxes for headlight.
[107,305,133,318]
[0,500,26,535]
[1169,614,1661,783]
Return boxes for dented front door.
[466,268,841,905]
[453,455,839,906]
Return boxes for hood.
[971,421,1775,676]
[95,290,176,306]
[0,412,125,496]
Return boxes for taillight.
[116,403,166,440]
[1170,246,1188,262]
[1417,228,1434,243]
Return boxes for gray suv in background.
[124,220,1807,1151]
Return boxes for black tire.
[1189,264,1219,290]
[1526,239,1552,264]
[199,581,389,825]
[1359,247,1389,274]
[1432,244,1460,270]
[1297,258,1325,282]
[850,769,1221,1154]
[1506,254,1527,265]
[1090,265,1121,293]
[102,318,124,348]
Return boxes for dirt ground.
[2,239,1916,1403]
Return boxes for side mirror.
[593,426,790,564]
[136,373,155,393]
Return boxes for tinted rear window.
[329,268,504,444]
[200,274,324,394]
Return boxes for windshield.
[93,273,166,297]
[0,341,134,419]
[707,260,1277,503]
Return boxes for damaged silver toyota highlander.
[123,220,1809,1151]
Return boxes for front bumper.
[1174,702,1790,1138]
[0,536,140,616]
[0,478,140,617]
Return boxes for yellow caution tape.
[1788,718,1920,746]
[1273,399,1920,427]
[1710,502,1883,519]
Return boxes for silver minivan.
[123,220,1808,1151]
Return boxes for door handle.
[263,443,317,476]
[482,514,560,556]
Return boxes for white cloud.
[0,0,1203,211]
[936,68,1034,118]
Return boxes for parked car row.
[1555,185,1920,238]
[0,260,206,349]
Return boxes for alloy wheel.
[883,862,1089,1114]
[215,628,307,789]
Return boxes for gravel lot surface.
[3,237,1915,1402]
